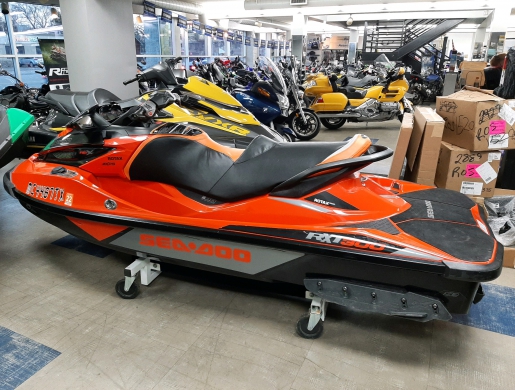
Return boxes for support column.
[291,13,307,65]
[59,0,138,98]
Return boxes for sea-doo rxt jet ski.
[3,106,502,338]
[28,57,284,150]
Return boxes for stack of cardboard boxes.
[388,87,515,268]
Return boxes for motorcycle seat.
[341,87,367,99]
[347,76,375,88]
[128,133,355,202]
[41,88,120,116]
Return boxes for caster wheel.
[296,314,323,339]
[115,279,139,299]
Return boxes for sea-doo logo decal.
[140,234,252,263]
[425,200,435,219]
[107,157,123,161]
[193,114,250,136]
[26,182,65,202]
[49,68,69,76]
[110,228,303,275]
[305,232,387,252]
[313,198,335,207]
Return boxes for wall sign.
[177,15,187,29]
[192,20,201,32]
[160,9,173,23]
[227,31,234,41]
[254,38,259,48]
[143,1,155,17]
[260,40,266,48]
[235,34,243,43]
[216,29,224,39]
[244,37,251,46]
[204,25,213,36]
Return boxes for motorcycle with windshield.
[304,54,412,130]
[232,57,320,141]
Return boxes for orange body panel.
[10,132,498,267]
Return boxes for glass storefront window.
[188,30,206,57]
[0,58,17,89]
[134,15,160,56]
[212,37,226,57]
[230,39,243,57]
[160,21,173,56]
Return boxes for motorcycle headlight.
[278,94,289,110]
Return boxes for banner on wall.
[227,31,234,42]
[279,41,284,50]
[285,41,290,50]
[177,15,187,29]
[267,40,273,49]
[254,38,259,48]
[204,25,213,36]
[260,40,266,48]
[38,38,69,91]
[235,34,243,43]
[216,28,224,39]
[143,1,155,17]
[192,20,201,32]
[161,9,173,23]
[244,37,251,46]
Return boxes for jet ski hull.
[5,168,501,317]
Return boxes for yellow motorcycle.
[304,55,412,130]
[31,58,285,149]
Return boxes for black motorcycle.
[408,71,444,105]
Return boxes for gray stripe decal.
[110,228,304,275]
[271,198,332,213]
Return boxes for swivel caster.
[296,314,323,339]
[295,292,327,339]
[115,279,139,299]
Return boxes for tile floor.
[1,121,515,390]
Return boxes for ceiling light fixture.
[346,15,353,26]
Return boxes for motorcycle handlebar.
[123,76,139,85]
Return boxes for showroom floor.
[1,120,515,390]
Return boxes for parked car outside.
[19,58,42,67]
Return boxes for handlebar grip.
[123,76,139,85]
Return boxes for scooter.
[305,55,412,130]
[4,102,502,339]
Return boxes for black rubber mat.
[397,220,494,262]
[391,198,477,225]
[401,188,476,209]
[346,219,400,235]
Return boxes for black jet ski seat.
[129,134,359,202]
[41,88,120,117]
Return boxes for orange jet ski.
[3,105,502,338]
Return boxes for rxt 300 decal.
[305,232,402,253]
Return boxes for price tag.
[499,104,515,126]
[488,152,502,162]
[465,164,481,178]
[460,181,483,196]
[489,120,506,135]
[475,161,498,184]
[489,134,509,149]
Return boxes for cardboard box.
[459,61,487,86]
[404,107,445,186]
[503,247,515,268]
[436,87,515,151]
[434,141,501,198]
[388,113,414,179]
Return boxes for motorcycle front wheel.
[320,117,346,130]
[289,110,321,141]
[411,91,423,106]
